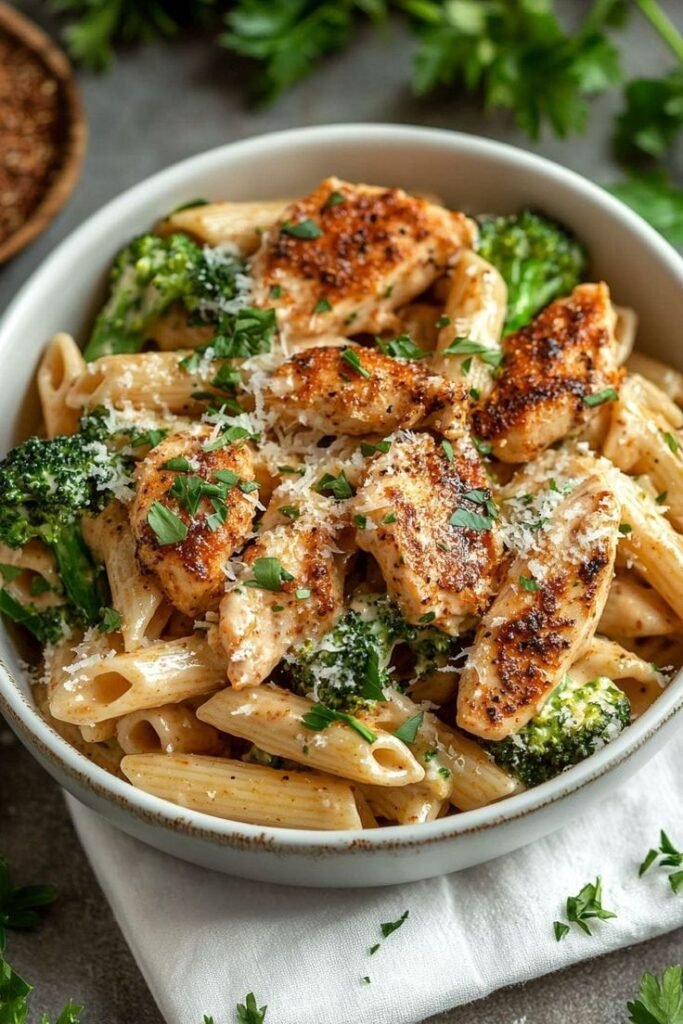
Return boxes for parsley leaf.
[442,337,503,367]
[244,557,294,592]
[380,909,409,938]
[315,471,355,500]
[236,991,268,1024]
[583,387,619,406]
[301,703,377,743]
[393,712,424,744]
[360,440,391,457]
[0,858,57,942]
[627,965,683,1024]
[519,575,540,592]
[376,334,427,360]
[608,171,683,246]
[615,68,683,165]
[280,218,323,239]
[556,876,617,937]
[639,830,683,894]
[341,347,371,378]
[98,607,122,633]
[147,502,188,546]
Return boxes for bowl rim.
[0,2,87,264]
[1,121,683,855]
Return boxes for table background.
[2,1,682,1019]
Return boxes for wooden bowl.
[0,3,86,264]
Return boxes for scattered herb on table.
[553,876,617,939]
[627,964,683,1024]
[639,830,683,894]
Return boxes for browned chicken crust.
[457,477,620,739]
[354,432,502,633]
[472,283,620,462]
[250,177,475,341]
[130,430,257,618]
[264,344,465,437]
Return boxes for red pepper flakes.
[0,27,68,247]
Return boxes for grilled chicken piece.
[264,344,465,437]
[472,283,620,463]
[216,501,346,688]
[250,177,475,344]
[353,432,502,633]
[457,475,620,740]
[130,429,257,618]
[432,250,507,402]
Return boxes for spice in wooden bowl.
[0,4,86,263]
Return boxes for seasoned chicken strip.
[130,429,257,618]
[354,432,502,633]
[472,283,620,463]
[264,344,465,437]
[457,475,620,740]
[217,498,346,688]
[250,177,475,344]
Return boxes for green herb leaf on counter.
[380,909,409,938]
[627,964,683,1024]
[555,876,617,938]
[0,858,58,941]
[639,830,683,894]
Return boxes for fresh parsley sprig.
[301,703,378,743]
[0,857,58,944]
[627,964,683,1024]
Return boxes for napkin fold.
[67,731,683,1024]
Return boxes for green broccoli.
[83,231,255,360]
[0,424,135,636]
[476,210,586,334]
[489,676,631,786]
[285,594,459,711]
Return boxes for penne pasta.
[359,783,447,825]
[571,635,666,718]
[599,574,682,638]
[116,703,222,755]
[197,685,425,787]
[121,753,362,830]
[627,351,683,406]
[157,198,291,253]
[37,333,86,437]
[49,634,226,725]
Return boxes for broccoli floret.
[0,427,134,627]
[0,589,74,646]
[84,231,252,360]
[489,676,631,786]
[476,210,586,334]
[285,594,460,711]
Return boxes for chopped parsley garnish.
[519,575,540,591]
[469,387,481,401]
[147,502,188,546]
[393,712,424,744]
[461,357,472,376]
[301,703,377,744]
[314,296,332,313]
[639,830,683,894]
[278,464,305,476]
[278,505,301,520]
[435,315,450,328]
[130,426,167,448]
[382,512,397,524]
[295,588,311,600]
[369,943,380,956]
[281,218,322,239]
[181,306,276,365]
[656,491,669,504]
[215,469,240,488]
[244,557,294,592]
[353,513,367,529]
[341,347,371,378]
[437,766,451,780]
[442,337,503,368]
[361,440,391,457]
[98,608,122,633]
[619,523,633,536]
[29,576,51,596]
[380,909,409,938]
[473,436,493,456]
[376,334,427,360]
[362,976,371,985]
[162,457,192,472]
[169,474,218,516]
[662,431,680,455]
[238,480,259,494]
[418,611,436,624]
[0,856,58,942]
[554,876,616,939]
[323,190,346,208]
[203,424,257,452]
[315,471,354,500]
[582,387,619,407]
[441,439,454,462]
[450,508,494,531]
[269,284,282,298]
[236,991,267,1023]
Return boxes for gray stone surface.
[1,1,682,1020]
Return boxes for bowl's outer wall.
[1,126,683,885]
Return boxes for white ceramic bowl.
[2,125,683,888]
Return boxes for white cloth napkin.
[67,730,683,1024]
